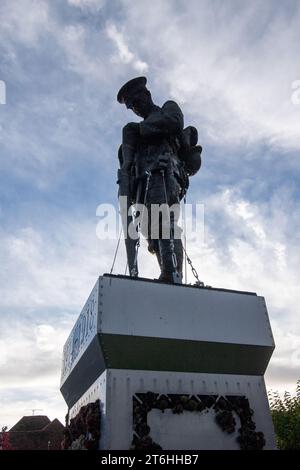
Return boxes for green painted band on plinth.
[100,333,273,376]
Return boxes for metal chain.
[182,244,204,287]
[161,170,178,270]
[183,196,187,283]
[110,226,122,275]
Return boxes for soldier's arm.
[139,101,184,138]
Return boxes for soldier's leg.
[139,175,162,271]
[140,173,164,275]
[145,171,179,282]
[159,170,183,283]
[141,169,183,283]
[157,215,183,283]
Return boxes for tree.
[269,380,300,450]
[0,426,11,450]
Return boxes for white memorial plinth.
[60,274,276,450]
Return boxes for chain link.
[182,245,204,287]
[182,196,204,287]
[161,170,178,270]
[110,226,122,275]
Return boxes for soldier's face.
[126,91,152,118]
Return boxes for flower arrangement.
[131,392,265,450]
[61,399,101,450]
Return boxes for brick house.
[7,415,65,450]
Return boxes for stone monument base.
[69,369,275,450]
[60,274,276,450]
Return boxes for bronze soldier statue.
[117,77,202,284]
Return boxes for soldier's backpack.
[179,126,202,176]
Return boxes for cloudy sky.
[0,0,300,429]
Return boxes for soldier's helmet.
[117,77,147,104]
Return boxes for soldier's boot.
[148,239,162,271]
[158,238,183,284]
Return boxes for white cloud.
[67,0,106,11]
[106,22,149,73]
[36,324,61,353]
[0,1,114,185]
[0,386,67,430]
[194,187,300,312]
[0,0,108,83]
[0,219,107,427]
[0,315,72,427]
[60,24,107,80]
[0,0,50,45]
[0,320,69,385]
[120,0,300,151]
[0,222,116,310]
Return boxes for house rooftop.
[9,415,51,432]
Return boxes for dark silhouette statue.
[117,77,202,284]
